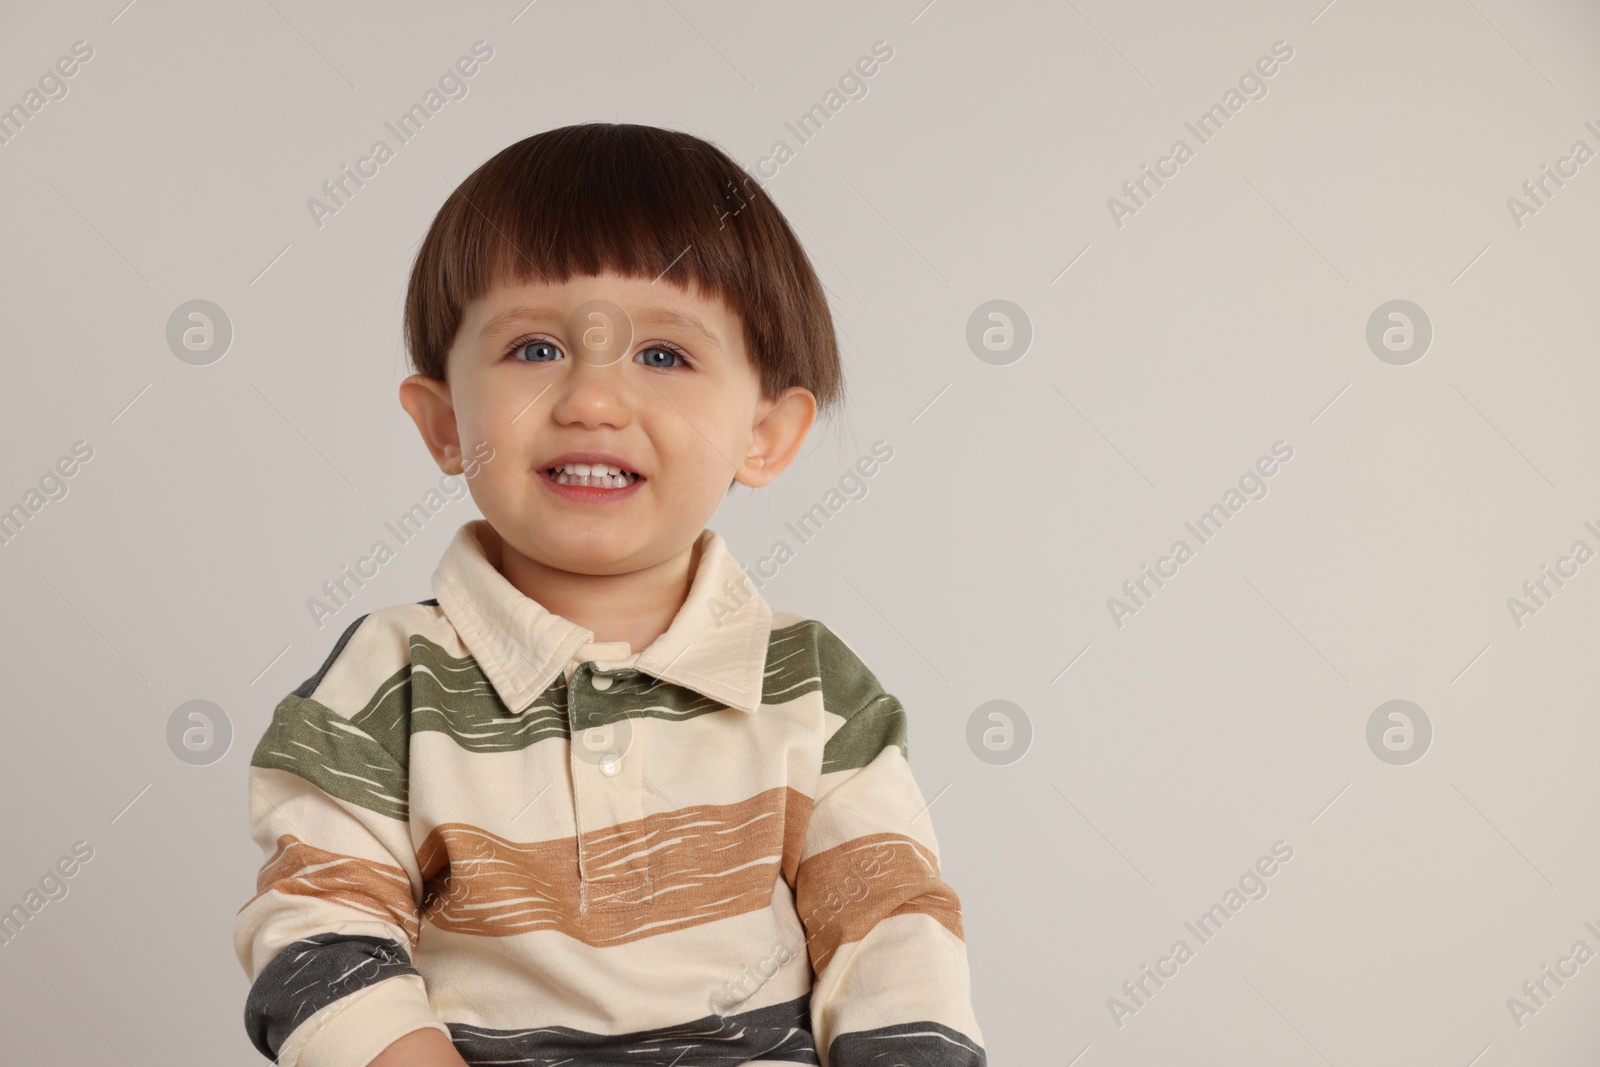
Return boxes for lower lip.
[539,470,645,503]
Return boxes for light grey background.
[2,0,1598,1063]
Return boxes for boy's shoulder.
[766,608,895,721]
[287,598,455,717]
[249,599,453,803]
[768,609,909,769]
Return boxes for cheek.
[661,427,743,493]
[449,406,522,487]
[652,397,751,485]
[456,392,521,450]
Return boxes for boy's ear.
[399,374,464,474]
[735,386,817,489]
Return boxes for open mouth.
[544,462,641,489]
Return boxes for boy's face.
[400,271,816,578]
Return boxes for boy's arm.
[797,633,987,1067]
[367,1026,469,1067]
[233,618,454,1067]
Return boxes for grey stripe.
[293,597,439,700]
[243,933,417,1058]
[828,1019,987,1066]
[293,614,373,699]
[444,993,820,1064]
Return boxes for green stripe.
[820,692,907,774]
[793,620,877,714]
[409,636,728,738]
[792,620,908,773]
[252,621,907,820]
[250,692,410,820]
[410,639,569,747]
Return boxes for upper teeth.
[553,462,631,477]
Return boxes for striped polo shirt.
[233,519,986,1067]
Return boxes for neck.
[496,534,701,653]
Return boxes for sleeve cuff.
[281,974,453,1067]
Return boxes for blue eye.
[636,344,689,369]
[512,339,562,363]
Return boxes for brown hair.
[403,122,843,418]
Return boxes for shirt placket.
[567,662,653,911]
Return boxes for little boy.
[233,122,986,1067]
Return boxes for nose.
[549,354,633,430]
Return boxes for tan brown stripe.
[794,833,965,971]
[240,834,421,947]
[416,786,812,946]
[781,787,813,889]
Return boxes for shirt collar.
[432,520,771,716]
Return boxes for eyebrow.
[477,305,722,351]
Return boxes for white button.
[591,674,613,691]
[600,755,620,776]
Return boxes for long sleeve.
[798,631,987,1067]
[233,614,452,1067]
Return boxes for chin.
[540,526,645,565]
